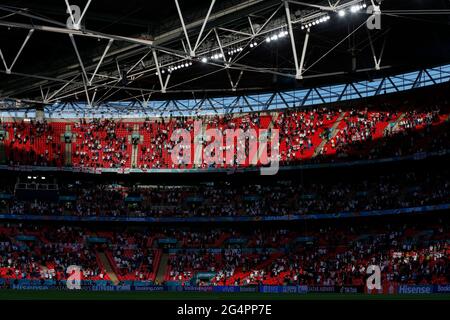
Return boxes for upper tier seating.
[1,104,448,170]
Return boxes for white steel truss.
[0,0,448,113]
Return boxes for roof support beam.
[47,75,80,102]
[284,1,301,80]
[298,29,310,80]
[69,34,89,84]
[0,29,34,74]
[0,20,157,49]
[152,49,171,93]
[194,0,216,52]
[367,29,387,71]
[89,39,114,85]
[174,0,194,56]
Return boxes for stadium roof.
[0,0,450,113]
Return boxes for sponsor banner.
[307,286,336,293]
[366,283,398,295]
[212,286,241,293]
[91,285,131,291]
[5,283,450,294]
[397,285,433,295]
[133,285,165,292]
[259,285,308,294]
[181,286,214,292]
[239,286,258,293]
[12,284,50,290]
[281,286,298,294]
[434,285,450,293]
[297,285,308,294]
[337,286,364,294]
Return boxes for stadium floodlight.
[350,5,360,13]
[278,31,287,38]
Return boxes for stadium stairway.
[312,111,346,157]
[97,252,120,285]
[155,253,169,285]
[251,112,279,164]
[390,112,407,133]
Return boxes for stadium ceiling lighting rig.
[265,30,289,43]
[0,0,390,104]
[228,47,244,55]
[336,3,367,16]
[210,53,224,60]
[301,15,330,30]
[157,61,193,74]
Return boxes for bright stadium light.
[338,10,346,17]
[351,5,360,13]
[302,15,330,29]
[201,57,207,63]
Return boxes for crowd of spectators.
[1,220,447,287]
[72,119,131,168]
[110,231,155,281]
[0,224,157,281]
[0,225,104,280]
[2,166,449,219]
[0,119,63,166]
[209,223,449,287]
[1,101,448,170]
